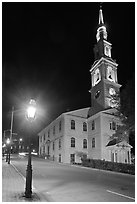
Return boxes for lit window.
[92,138,95,148]
[105,46,111,57]
[107,66,115,82]
[71,120,75,130]
[91,120,95,130]
[83,139,87,149]
[71,137,75,147]
[93,68,101,86]
[83,122,87,131]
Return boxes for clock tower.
[88,6,121,117]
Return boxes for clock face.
[109,87,116,95]
[95,90,101,99]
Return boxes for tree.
[110,75,135,154]
[76,151,87,162]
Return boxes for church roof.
[64,107,90,118]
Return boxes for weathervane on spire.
[99,2,104,25]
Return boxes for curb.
[10,161,52,202]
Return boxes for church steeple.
[88,5,121,117]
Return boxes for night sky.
[2,2,135,144]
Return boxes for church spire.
[99,5,104,25]
[96,5,107,42]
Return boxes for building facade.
[38,7,132,164]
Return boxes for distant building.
[38,7,132,164]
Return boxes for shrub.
[82,159,135,175]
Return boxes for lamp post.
[2,144,6,157]
[19,138,23,153]
[25,99,36,198]
[6,138,10,163]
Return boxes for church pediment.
[106,140,132,149]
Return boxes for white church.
[38,7,132,164]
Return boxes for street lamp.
[2,144,6,157]
[6,138,10,163]
[19,138,23,153]
[25,99,36,198]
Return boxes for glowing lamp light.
[27,99,36,122]
[6,138,10,145]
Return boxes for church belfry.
[88,6,121,117]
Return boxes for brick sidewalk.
[2,158,40,202]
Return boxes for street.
[7,154,135,202]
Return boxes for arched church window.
[59,138,61,149]
[83,139,87,149]
[105,46,111,57]
[94,68,101,86]
[83,122,87,131]
[92,138,95,148]
[107,66,115,82]
[91,120,95,130]
[71,137,75,147]
[71,120,75,130]
[59,121,62,132]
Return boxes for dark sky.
[2,2,135,142]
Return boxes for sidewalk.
[2,157,41,202]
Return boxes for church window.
[48,130,50,138]
[93,68,101,86]
[70,154,75,163]
[59,154,61,163]
[111,152,114,162]
[53,142,55,151]
[110,121,116,130]
[71,120,75,130]
[83,139,87,149]
[59,121,62,132]
[107,66,115,82]
[59,138,61,149]
[91,120,95,130]
[105,46,111,57]
[43,146,45,154]
[92,138,95,148]
[83,122,87,131]
[44,134,45,141]
[71,137,75,147]
[53,126,55,135]
[115,152,118,163]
